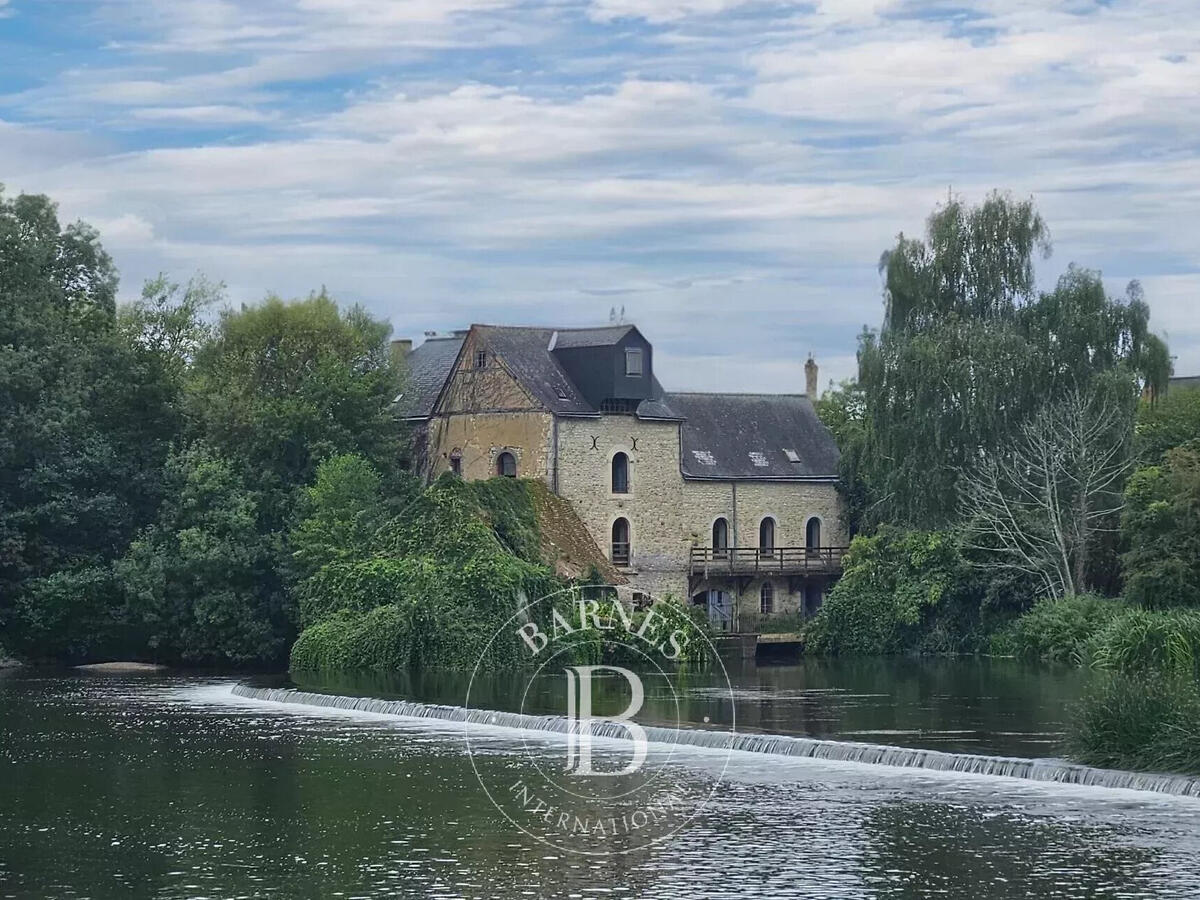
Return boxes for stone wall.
[556,414,845,612]
[426,330,555,482]
[426,411,553,482]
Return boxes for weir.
[230,684,1200,799]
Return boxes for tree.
[117,446,290,664]
[289,453,386,584]
[1121,442,1200,609]
[857,192,1167,530]
[1135,388,1200,466]
[959,390,1134,599]
[0,190,191,652]
[187,292,405,529]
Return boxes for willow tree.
[853,192,1169,532]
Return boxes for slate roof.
[397,334,464,419]
[398,324,840,482]
[1168,375,1200,394]
[665,392,840,480]
[473,325,597,415]
[551,325,636,349]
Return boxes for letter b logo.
[563,666,647,776]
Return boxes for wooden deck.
[689,545,847,577]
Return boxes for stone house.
[397,323,847,632]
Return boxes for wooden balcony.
[689,545,848,577]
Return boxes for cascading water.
[230,684,1200,799]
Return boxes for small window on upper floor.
[449,449,462,476]
[625,347,644,376]
[611,452,630,493]
[496,451,516,478]
[475,349,487,369]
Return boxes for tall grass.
[1068,673,1200,774]
[1005,594,1127,664]
[1089,608,1200,677]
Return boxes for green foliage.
[857,193,1164,532]
[1006,594,1128,664]
[1135,388,1200,466]
[549,595,716,670]
[289,454,386,585]
[814,379,871,535]
[1090,607,1200,678]
[187,292,405,529]
[462,476,543,563]
[1121,443,1200,608]
[805,528,978,655]
[291,474,561,671]
[117,446,290,665]
[291,606,413,671]
[1068,672,1200,774]
[0,190,197,652]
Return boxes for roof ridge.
[668,391,808,399]
[471,323,632,332]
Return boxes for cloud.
[2,0,1198,391]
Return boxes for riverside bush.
[1006,594,1128,664]
[805,528,979,655]
[1090,607,1200,678]
[1068,672,1200,774]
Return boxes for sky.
[1,0,1197,392]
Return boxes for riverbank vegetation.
[0,189,681,671]
[0,187,550,668]
[810,191,1200,772]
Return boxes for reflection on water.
[1,667,1198,898]
[295,655,1090,757]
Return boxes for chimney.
[390,338,412,365]
[805,355,818,397]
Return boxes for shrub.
[1120,444,1200,609]
[291,606,412,671]
[1090,607,1200,678]
[1068,672,1200,774]
[805,528,974,655]
[1007,594,1127,664]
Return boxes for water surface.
[1,663,1197,899]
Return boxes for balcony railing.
[689,546,847,576]
[611,542,631,567]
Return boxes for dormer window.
[625,348,643,376]
[475,350,487,369]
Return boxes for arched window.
[449,449,462,476]
[496,451,516,478]
[759,517,775,557]
[611,452,629,493]
[712,517,729,557]
[611,518,631,566]
[759,581,774,615]
[806,517,821,552]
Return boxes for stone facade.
[556,414,845,625]
[408,322,846,632]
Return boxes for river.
[2,659,1199,898]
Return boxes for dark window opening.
[475,350,487,369]
[804,584,824,616]
[712,517,729,557]
[496,451,516,478]
[759,517,775,557]
[806,517,821,552]
[600,398,639,414]
[625,348,644,376]
[759,582,775,615]
[611,518,631,566]
[611,452,630,493]
[449,450,462,476]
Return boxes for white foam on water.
[218,683,1200,801]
